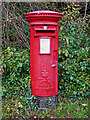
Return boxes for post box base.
[37,95,58,110]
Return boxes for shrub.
[58,5,89,100]
[1,47,38,118]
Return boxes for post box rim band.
[25,10,63,16]
[25,10,63,19]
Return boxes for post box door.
[31,26,58,97]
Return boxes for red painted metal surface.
[25,11,62,97]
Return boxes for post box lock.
[52,64,56,67]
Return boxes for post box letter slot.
[36,30,55,34]
[40,38,50,54]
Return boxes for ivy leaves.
[58,6,89,100]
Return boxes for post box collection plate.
[40,38,50,54]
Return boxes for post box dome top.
[25,10,63,21]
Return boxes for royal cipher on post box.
[25,11,62,99]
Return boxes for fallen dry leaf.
[82,104,88,107]
[3,64,6,68]
[71,103,73,105]
[51,116,53,118]
[34,115,37,118]
[76,107,80,111]
[1,68,4,74]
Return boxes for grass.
[2,95,88,119]
[36,97,88,119]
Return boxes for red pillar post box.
[25,11,62,108]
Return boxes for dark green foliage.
[58,4,89,100]
[1,48,38,118]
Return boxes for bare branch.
[84,0,87,18]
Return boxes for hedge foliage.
[58,6,89,100]
[1,48,38,118]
